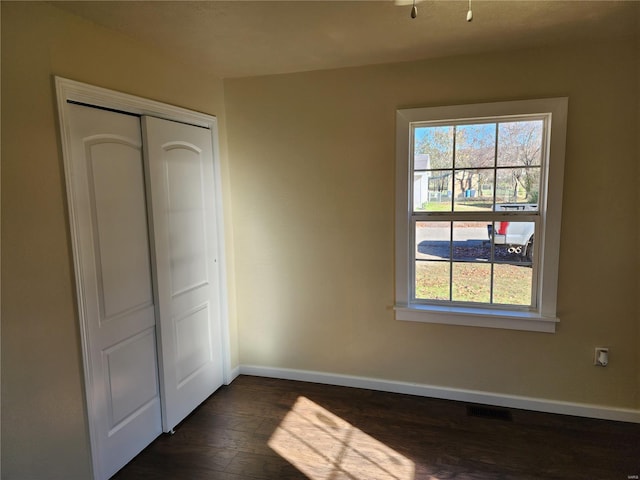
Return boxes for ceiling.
[52,1,639,79]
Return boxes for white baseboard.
[226,365,241,385]
[238,365,640,424]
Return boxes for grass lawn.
[415,261,532,306]
[420,201,494,212]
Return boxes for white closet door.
[142,116,224,432]
[66,104,162,480]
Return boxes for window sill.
[394,304,558,333]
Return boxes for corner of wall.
[636,4,640,411]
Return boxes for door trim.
[55,76,232,479]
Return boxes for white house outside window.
[395,98,568,333]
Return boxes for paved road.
[416,225,490,261]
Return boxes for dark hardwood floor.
[113,375,640,479]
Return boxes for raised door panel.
[104,328,159,428]
[88,140,154,321]
[175,304,212,386]
[165,146,209,295]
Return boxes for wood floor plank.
[112,375,640,479]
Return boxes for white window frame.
[395,98,568,333]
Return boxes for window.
[395,98,568,332]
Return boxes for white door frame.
[55,76,232,479]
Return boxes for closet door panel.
[143,116,223,432]
[66,104,162,480]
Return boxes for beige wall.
[225,38,639,409]
[1,2,237,479]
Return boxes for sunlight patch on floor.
[268,396,415,480]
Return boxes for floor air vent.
[466,405,513,421]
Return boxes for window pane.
[493,264,532,306]
[495,167,540,208]
[451,262,491,303]
[414,126,454,170]
[452,221,490,261]
[416,221,450,260]
[497,120,543,167]
[415,261,450,300]
[413,171,452,212]
[490,221,535,264]
[453,169,494,212]
[455,124,496,169]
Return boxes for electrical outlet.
[594,347,609,367]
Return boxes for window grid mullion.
[448,221,453,301]
[493,123,499,211]
[489,123,499,304]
